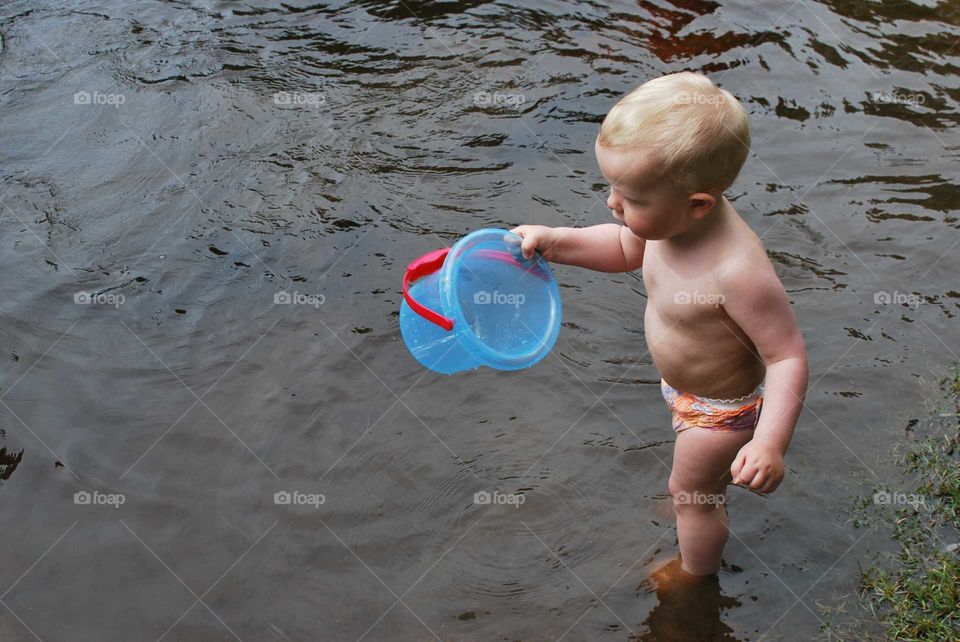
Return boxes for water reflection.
[633,560,742,642]
[0,0,957,639]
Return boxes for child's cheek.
[624,212,650,236]
[628,210,669,239]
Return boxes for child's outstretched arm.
[722,259,809,494]
[508,224,645,273]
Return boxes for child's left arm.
[721,260,809,494]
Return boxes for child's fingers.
[762,473,783,494]
[730,450,747,483]
[503,233,522,258]
[749,471,767,491]
[504,229,531,260]
[521,235,538,259]
[736,461,758,487]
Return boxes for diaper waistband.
[661,379,764,409]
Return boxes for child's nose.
[607,190,621,212]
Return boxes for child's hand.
[508,225,558,260]
[730,440,784,494]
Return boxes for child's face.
[595,140,693,240]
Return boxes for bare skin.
[511,140,808,575]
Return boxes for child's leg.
[668,427,754,576]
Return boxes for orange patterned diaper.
[660,379,763,433]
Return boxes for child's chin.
[623,222,651,237]
[624,218,667,238]
[631,226,668,240]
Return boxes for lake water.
[1,1,958,640]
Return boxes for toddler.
[511,71,808,576]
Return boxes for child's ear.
[688,192,717,220]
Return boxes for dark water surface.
[1,1,958,640]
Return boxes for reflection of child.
[511,72,808,576]
[637,559,741,641]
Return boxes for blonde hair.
[598,72,750,194]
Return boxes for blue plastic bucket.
[400,228,562,374]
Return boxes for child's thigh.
[669,428,754,492]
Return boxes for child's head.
[595,71,750,239]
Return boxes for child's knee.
[668,475,727,513]
[668,470,722,496]
[668,473,685,499]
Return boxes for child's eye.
[611,186,645,206]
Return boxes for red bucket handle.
[402,248,454,331]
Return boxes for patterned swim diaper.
[660,378,763,433]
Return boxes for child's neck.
[663,196,729,249]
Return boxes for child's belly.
[644,301,766,399]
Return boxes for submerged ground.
[0,1,958,640]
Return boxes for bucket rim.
[439,227,562,370]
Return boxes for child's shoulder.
[715,211,778,288]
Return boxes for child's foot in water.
[634,558,741,641]
[651,557,718,588]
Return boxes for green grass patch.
[824,367,959,641]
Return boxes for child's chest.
[641,243,729,326]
